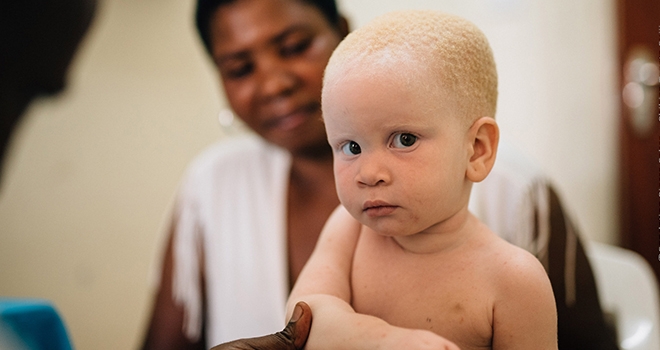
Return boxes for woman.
[142,1,618,349]
[142,0,347,348]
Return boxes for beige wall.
[0,0,618,348]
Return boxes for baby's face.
[322,64,473,237]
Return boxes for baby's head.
[322,11,500,238]
[323,10,497,127]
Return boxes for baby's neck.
[389,207,478,255]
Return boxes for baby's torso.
[351,229,503,350]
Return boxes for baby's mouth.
[363,200,398,217]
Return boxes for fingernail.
[290,303,303,323]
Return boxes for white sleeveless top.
[171,134,292,345]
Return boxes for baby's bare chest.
[350,236,495,349]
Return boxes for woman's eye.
[392,133,418,148]
[341,141,361,155]
[224,63,253,79]
[281,37,312,57]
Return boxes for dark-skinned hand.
[210,302,312,350]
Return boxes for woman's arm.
[141,220,206,350]
[543,185,619,349]
[143,223,311,350]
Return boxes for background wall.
[0,0,618,348]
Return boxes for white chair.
[586,242,660,350]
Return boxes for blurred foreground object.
[0,298,73,350]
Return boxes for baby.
[286,10,557,350]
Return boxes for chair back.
[587,242,660,350]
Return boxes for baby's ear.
[466,117,499,182]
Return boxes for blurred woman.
[141,1,347,348]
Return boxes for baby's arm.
[286,206,459,350]
[492,250,558,350]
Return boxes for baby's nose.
[356,156,391,187]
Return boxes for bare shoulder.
[484,233,551,294]
[478,226,558,349]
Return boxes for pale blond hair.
[323,10,498,124]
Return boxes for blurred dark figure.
[0,0,97,178]
[0,1,96,348]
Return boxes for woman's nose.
[257,60,298,101]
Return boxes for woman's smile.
[263,101,320,132]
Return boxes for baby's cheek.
[336,187,354,210]
[333,166,352,194]
[334,187,360,219]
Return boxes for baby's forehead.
[326,11,479,77]
[326,53,438,100]
[323,59,459,126]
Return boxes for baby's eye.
[341,141,361,155]
[392,133,418,148]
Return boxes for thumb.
[209,302,313,350]
[281,302,313,349]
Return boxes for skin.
[327,66,474,253]
[141,1,346,348]
[286,61,558,349]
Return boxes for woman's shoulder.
[195,133,284,165]
[173,133,291,200]
[185,133,290,179]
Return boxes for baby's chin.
[359,217,420,238]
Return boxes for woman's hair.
[195,0,340,55]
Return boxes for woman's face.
[209,0,345,155]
